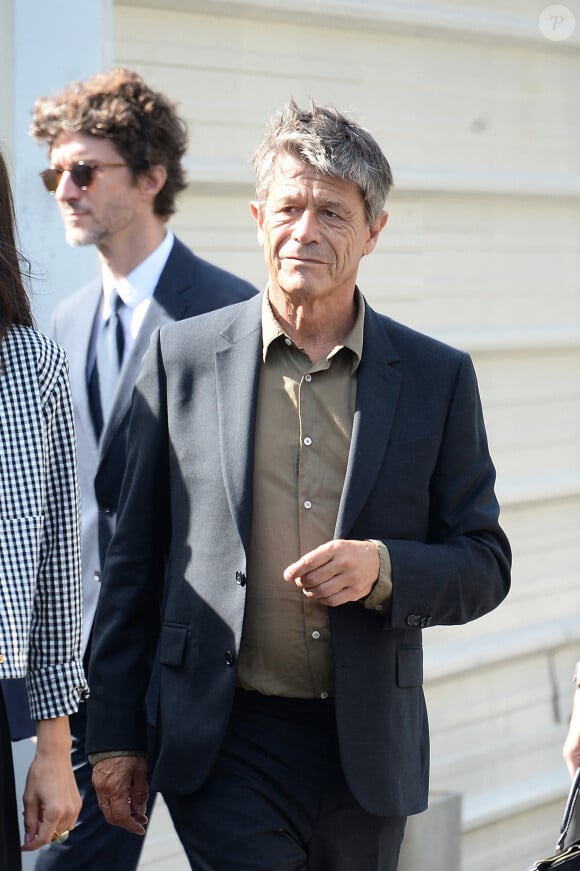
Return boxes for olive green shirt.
[236,289,392,699]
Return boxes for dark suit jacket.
[87,293,511,817]
[51,237,256,653]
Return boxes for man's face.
[49,132,140,249]
[251,152,386,306]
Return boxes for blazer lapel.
[64,281,102,447]
[334,308,401,538]
[215,295,262,550]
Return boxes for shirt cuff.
[88,750,147,766]
[363,540,393,613]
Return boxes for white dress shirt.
[87,229,175,377]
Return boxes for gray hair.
[251,98,393,226]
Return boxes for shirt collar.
[101,229,174,316]
[261,287,365,372]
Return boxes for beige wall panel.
[113,6,580,177]
[170,190,262,286]
[368,193,580,334]
[473,349,580,492]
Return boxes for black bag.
[528,768,580,869]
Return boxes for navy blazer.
[87,293,511,817]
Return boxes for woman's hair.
[0,147,34,343]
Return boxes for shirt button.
[312,630,320,640]
[374,604,384,613]
[320,691,329,700]
[304,500,312,510]
[304,373,312,382]
[93,570,101,583]
[303,437,312,446]
[284,337,292,346]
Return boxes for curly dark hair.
[0,147,34,343]
[30,68,188,219]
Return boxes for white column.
[2,0,113,331]
[1,3,112,866]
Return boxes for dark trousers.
[0,685,21,871]
[164,689,406,871]
[34,702,150,871]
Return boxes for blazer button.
[102,506,112,515]
[225,650,235,667]
[235,571,246,587]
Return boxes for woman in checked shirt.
[0,146,88,869]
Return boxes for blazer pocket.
[397,646,423,687]
[158,623,190,668]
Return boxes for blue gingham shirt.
[0,325,88,720]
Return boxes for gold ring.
[51,830,70,844]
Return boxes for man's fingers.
[284,543,334,582]
[285,540,380,605]
[98,794,147,835]
[129,783,149,820]
[92,756,149,835]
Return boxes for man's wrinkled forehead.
[265,152,365,208]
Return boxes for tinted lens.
[40,168,61,193]
[69,163,94,189]
[39,163,95,193]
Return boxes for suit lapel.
[334,308,401,538]
[215,295,262,549]
[63,281,102,447]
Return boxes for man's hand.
[22,717,82,851]
[92,756,149,835]
[284,539,380,606]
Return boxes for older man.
[86,99,511,870]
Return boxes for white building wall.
[0,0,115,331]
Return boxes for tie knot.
[110,289,124,316]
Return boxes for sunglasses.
[40,161,127,193]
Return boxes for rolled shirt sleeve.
[27,347,88,721]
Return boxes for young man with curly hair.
[30,68,256,871]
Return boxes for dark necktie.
[88,289,125,438]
